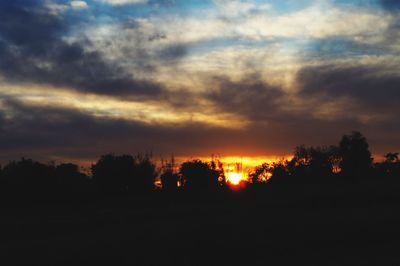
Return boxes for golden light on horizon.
[226,171,244,186]
[180,156,291,168]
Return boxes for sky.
[0,0,399,165]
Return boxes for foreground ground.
[1,183,400,265]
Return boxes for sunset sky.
[0,0,399,165]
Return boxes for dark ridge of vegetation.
[0,131,399,202]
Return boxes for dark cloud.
[0,1,63,48]
[202,74,400,156]
[207,76,284,121]
[0,97,341,162]
[0,98,246,162]
[121,19,188,63]
[157,44,188,61]
[1,89,398,165]
[291,63,400,155]
[297,64,400,111]
[380,0,400,10]
[0,1,162,96]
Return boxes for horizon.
[0,148,387,173]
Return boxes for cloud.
[45,2,70,15]
[213,0,271,18]
[1,72,399,164]
[156,44,188,61]
[297,63,400,113]
[0,83,245,129]
[0,1,162,97]
[380,0,400,10]
[97,0,148,5]
[72,1,393,94]
[70,1,89,10]
[0,98,251,163]
[83,1,390,65]
[201,74,400,156]
[0,97,343,164]
[206,76,285,121]
[1,0,400,163]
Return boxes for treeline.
[0,131,399,200]
[251,131,399,185]
[0,153,225,200]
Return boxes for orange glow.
[177,155,292,170]
[226,171,244,185]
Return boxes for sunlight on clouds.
[239,5,390,40]
[0,84,247,129]
[78,1,392,96]
[70,1,89,10]
[157,45,301,92]
[286,54,400,123]
[96,0,148,5]
[91,3,390,44]
[213,0,271,18]
[45,3,69,15]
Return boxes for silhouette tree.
[339,131,373,181]
[91,154,135,194]
[55,163,90,195]
[160,156,179,192]
[129,154,157,193]
[266,145,339,186]
[249,163,270,184]
[268,161,291,185]
[384,152,399,163]
[180,160,221,191]
[210,156,226,186]
[293,145,339,183]
[92,153,156,194]
[376,152,400,179]
[0,163,4,194]
[1,158,56,197]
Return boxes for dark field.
[2,183,400,266]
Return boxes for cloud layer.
[1,0,400,164]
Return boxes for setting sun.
[226,172,244,186]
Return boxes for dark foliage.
[375,152,400,180]
[92,154,135,193]
[180,160,221,191]
[293,145,339,183]
[160,170,179,191]
[339,131,373,181]
[55,163,91,195]
[249,163,270,185]
[129,154,157,193]
[1,158,57,197]
[265,132,375,185]
[0,158,90,200]
[160,157,179,192]
[0,131,398,199]
[91,153,156,194]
